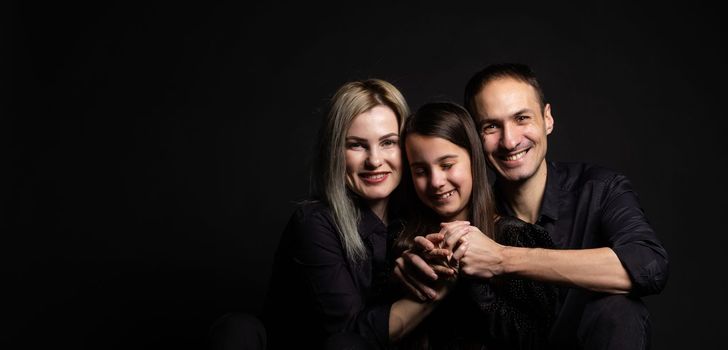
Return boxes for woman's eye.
[381,139,398,147]
[442,163,453,170]
[347,142,364,149]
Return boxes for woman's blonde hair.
[312,79,409,264]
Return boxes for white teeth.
[362,173,386,180]
[436,190,454,199]
[505,150,527,161]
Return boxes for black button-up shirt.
[494,161,669,296]
[262,201,395,349]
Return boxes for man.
[396,63,668,349]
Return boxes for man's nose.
[500,124,520,150]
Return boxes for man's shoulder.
[550,161,625,190]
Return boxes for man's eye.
[516,115,530,122]
[481,124,498,134]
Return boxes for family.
[210,63,669,350]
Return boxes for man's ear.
[544,103,554,135]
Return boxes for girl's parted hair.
[396,102,496,253]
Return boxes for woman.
[396,102,557,349]
[262,80,451,350]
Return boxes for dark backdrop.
[6,1,726,349]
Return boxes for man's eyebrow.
[477,108,536,126]
[511,108,536,117]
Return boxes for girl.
[397,102,557,349]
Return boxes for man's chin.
[497,168,531,183]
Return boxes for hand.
[458,226,507,279]
[394,250,439,301]
[393,224,471,301]
[437,221,472,267]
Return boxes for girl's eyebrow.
[409,154,458,166]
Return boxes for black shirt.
[494,161,669,297]
[262,201,396,349]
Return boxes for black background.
[6,1,727,349]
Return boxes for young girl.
[397,102,557,349]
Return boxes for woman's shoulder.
[277,201,355,264]
[291,200,329,216]
[284,201,340,241]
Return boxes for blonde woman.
[262,80,455,349]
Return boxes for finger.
[432,264,456,277]
[399,258,440,300]
[444,226,470,249]
[423,233,445,247]
[404,251,438,280]
[414,235,438,251]
[393,265,427,301]
[452,240,469,261]
[425,248,451,260]
[439,221,471,240]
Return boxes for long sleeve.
[263,203,391,349]
[601,174,669,296]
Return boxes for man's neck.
[499,161,548,224]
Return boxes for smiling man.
[463,63,669,349]
[396,63,669,349]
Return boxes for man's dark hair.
[463,63,546,119]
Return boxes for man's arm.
[501,246,631,294]
[459,173,668,295]
[457,229,632,293]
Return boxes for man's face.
[473,77,553,184]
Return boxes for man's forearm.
[501,246,632,294]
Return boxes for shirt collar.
[356,201,388,241]
[493,161,561,222]
[539,161,560,222]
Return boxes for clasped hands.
[393,220,507,301]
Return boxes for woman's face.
[345,105,402,208]
[405,134,472,221]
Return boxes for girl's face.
[405,133,472,221]
[344,105,402,208]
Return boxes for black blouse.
[262,201,397,349]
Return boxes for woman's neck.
[368,199,389,225]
